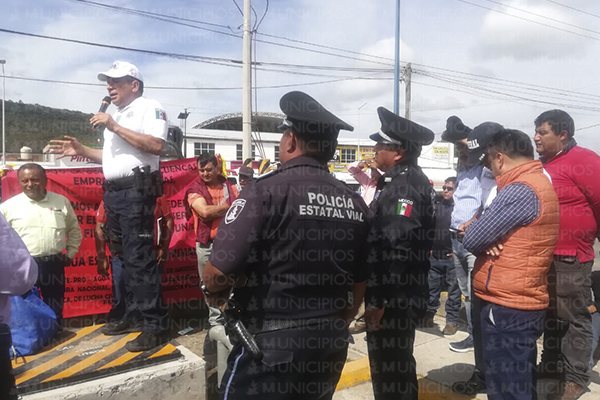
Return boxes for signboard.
[1,158,202,318]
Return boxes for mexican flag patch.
[155,109,167,120]
[397,199,413,217]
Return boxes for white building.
[183,112,457,191]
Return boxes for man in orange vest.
[463,129,560,400]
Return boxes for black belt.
[554,255,578,263]
[253,317,342,334]
[33,253,63,263]
[103,175,137,192]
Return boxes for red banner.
[1,158,202,318]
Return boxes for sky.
[2,0,600,153]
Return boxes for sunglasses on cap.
[442,186,454,191]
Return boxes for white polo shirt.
[102,96,168,180]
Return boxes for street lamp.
[1,60,5,166]
[357,102,367,161]
[178,109,190,158]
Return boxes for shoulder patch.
[155,109,167,121]
[397,199,413,217]
[225,199,246,224]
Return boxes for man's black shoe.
[452,373,487,395]
[101,320,143,336]
[125,331,170,352]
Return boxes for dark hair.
[196,153,218,168]
[487,129,534,160]
[285,129,338,163]
[444,176,456,185]
[18,163,46,178]
[125,76,144,95]
[534,109,574,138]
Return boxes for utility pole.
[404,63,411,120]
[242,0,253,160]
[393,0,401,114]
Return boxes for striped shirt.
[451,164,483,228]
[463,183,540,254]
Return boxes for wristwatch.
[200,283,212,298]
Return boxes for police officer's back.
[202,91,371,400]
[364,107,436,400]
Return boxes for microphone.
[93,96,112,130]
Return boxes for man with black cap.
[363,107,436,400]
[201,91,371,400]
[237,166,254,191]
[441,117,498,363]
[48,61,170,352]
[450,121,503,395]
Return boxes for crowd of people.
[1,60,600,400]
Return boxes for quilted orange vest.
[472,160,560,310]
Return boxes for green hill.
[0,100,101,153]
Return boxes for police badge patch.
[225,199,246,224]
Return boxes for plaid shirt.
[463,183,539,254]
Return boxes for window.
[340,148,356,164]
[274,145,280,162]
[194,142,215,157]
[236,144,256,160]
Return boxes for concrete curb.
[336,356,477,400]
[336,357,371,391]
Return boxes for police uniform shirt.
[102,96,168,181]
[366,160,435,309]
[0,192,83,258]
[209,156,371,322]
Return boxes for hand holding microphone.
[91,96,112,130]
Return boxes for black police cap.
[441,116,472,142]
[278,91,354,137]
[369,107,434,146]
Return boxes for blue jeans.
[480,300,546,400]
[452,238,476,335]
[427,255,461,325]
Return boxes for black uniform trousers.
[34,254,65,325]
[0,324,17,400]
[104,187,168,334]
[367,300,418,400]
[219,320,348,400]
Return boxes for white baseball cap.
[97,61,144,83]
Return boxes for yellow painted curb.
[336,357,371,391]
[418,377,477,400]
[336,356,477,400]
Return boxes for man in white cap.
[49,61,170,352]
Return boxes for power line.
[543,0,600,20]
[483,0,600,36]
[5,73,382,91]
[455,0,600,42]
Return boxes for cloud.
[473,0,590,60]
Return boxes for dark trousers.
[34,254,65,325]
[104,188,168,334]
[472,294,486,381]
[479,299,546,400]
[367,301,418,400]
[427,255,461,324]
[542,258,593,387]
[219,321,348,400]
[0,324,17,400]
[107,256,141,324]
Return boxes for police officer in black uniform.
[202,91,371,400]
[364,107,436,400]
